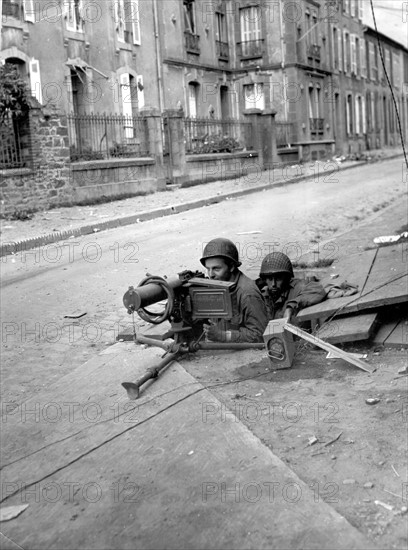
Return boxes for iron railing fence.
[67,113,150,161]
[183,117,254,155]
[0,112,24,169]
[275,121,296,148]
[236,39,264,59]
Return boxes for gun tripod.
[121,323,264,399]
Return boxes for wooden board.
[284,323,374,372]
[298,245,407,322]
[316,313,378,344]
[355,244,408,311]
[372,320,400,346]
[382,319,408,348]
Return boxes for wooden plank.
[354,244,408,311]
[298,245,408,322]
[316,313,378,344]
[383,319,408,348]
[284,323,375,372]
[372,320,400,346]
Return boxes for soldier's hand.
[203,323,226,342]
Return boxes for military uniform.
[213,270,268,342]
[200,238,268,343]
[258,252,327,322]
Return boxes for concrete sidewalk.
[0,344,378,550]
[0,148,404,257]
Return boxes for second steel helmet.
[200,238,241,267]
[259,252,294,279]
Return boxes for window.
[385,49,391,82]
[244,83,265,110]
[344,0,350,15]
[215,2,228,58]
[126,0,141,45]
[358,0,363,20]
[184,0,196,34]
[188,83,199,118]
[216,1,227,42]
[29,58,42,103]
[343,30,350,73]
[355,95,363,134]
[240,5,262,54]
[332,26,338,70]
[116,0,125,41]
[346,94,353,135]
[392,52,401,88]
[338,29,343,72]
[371,91,376,130]
[369,42,378,81]
[362,95,366,134]
[2,0,35,22]
[65,0,84,32]
[120,73,134,137]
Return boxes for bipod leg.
[135,333,170,352]
[122,350,181,400]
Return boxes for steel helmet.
[259,252,294,279]
[200,238,241,267]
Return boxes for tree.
[0,63,31,121]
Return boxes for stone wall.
[0,105,73,217]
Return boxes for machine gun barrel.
[123,276,182,311]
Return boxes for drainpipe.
[153,0,164,113]
[278,0,288,122]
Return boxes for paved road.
[1,157,406,404]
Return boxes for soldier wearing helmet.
[200,238,268,343]
[258,252,326,322]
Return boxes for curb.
[0,154,403,258]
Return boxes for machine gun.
[121,270,265,399]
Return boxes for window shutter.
[132,0,141,45]
[362,95,366,133]
[360,38,366,78]
[24,0,36,22]
[358,0,363,20]
[351,34,356,74]
[29,58,42,104]
[338,30,343,72]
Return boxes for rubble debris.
[373,232,408,244]
[398,365,408,375]
[374,500,394,512]
[308,435,318,446]
[363,482,374,489]
[391,464,400,478]
[342,479,356,485]
[323,432,343,447]
[365,398,380,405]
